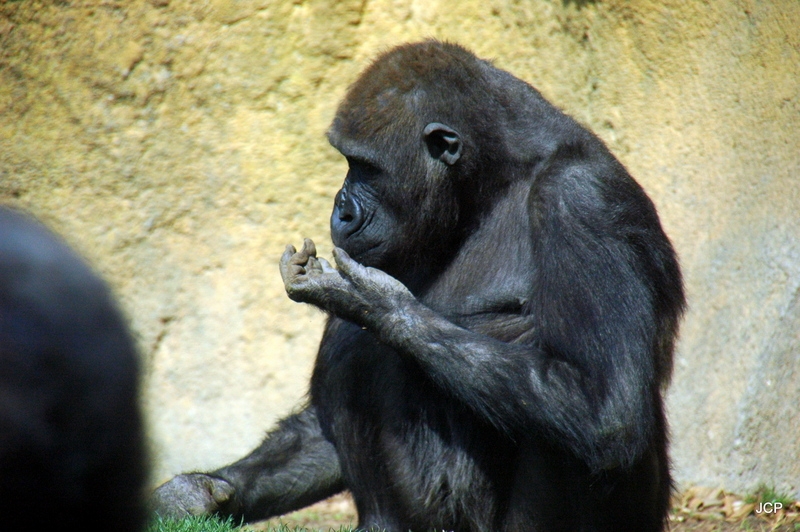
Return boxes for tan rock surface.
[1,0,798,496]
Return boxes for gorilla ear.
[423,122,462,166]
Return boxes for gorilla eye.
[347,157,382,180]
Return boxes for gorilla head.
[326,42,514,284]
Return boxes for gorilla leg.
[151,405,343,522]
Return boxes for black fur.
[152,41,684,532]
[0,207,146,530]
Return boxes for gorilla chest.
[310,318,438,419]
[310,301,533,422]
[310,319,514,521]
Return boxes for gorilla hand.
[150,473,237,520]
[279,238,412,323]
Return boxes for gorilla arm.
[281,237,657,473]
[151,406,343,522]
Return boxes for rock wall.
[1,0,798,496]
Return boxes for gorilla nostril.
[336,191,362,229]
[331,188,365,242]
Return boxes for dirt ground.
[250,487,800,531]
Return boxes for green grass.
[146,515,356,532]
[146,515,244,532]
[745,483,795,507]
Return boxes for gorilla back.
[153,41,684,532]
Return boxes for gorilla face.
[328,122,464,280]
[329,156,399,269]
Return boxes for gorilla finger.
[151,474,223,519]
[289,248,312,266]
[209,478,235,504]
[280,245,297,267]
[279,248,297,280]
[307,256,322,273]
[317,256,337,274]
[332,247,361,278]
[301,238,317,258]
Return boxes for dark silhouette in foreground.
[0,206,146,531]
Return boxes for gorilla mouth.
[343,241,385,266]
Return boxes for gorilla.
[152,40,684,531]
[0,207,146,530]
